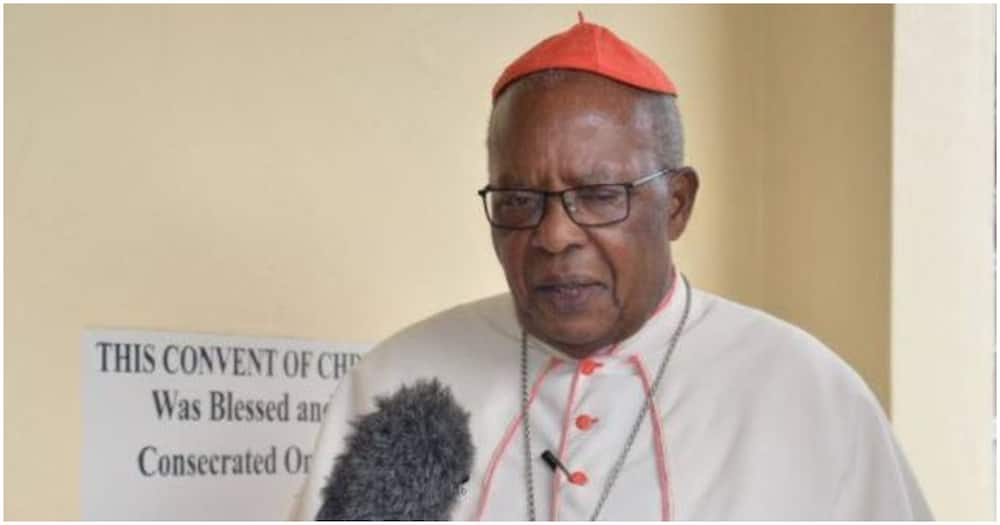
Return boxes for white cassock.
[291,271,932,520]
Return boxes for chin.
[530,319,614,356]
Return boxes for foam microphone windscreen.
[315,379,475,521]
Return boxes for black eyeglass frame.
[477,167,677,230]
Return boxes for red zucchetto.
[491,12,678,101]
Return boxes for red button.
[569,471,589,485]
[580,359,603,375]
[575,414,597,430]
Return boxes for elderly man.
[292,17,931,521]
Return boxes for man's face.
[488,72,694,358]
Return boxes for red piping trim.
[474,356,561,520]
[550,363,583,520]
[630,355,672,520]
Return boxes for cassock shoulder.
[690,289,875,405]
[345,292,519,400]
[290,293,521,520]
[676,291,930,519]
[681,288,889,459]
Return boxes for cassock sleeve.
[830,390,933,520]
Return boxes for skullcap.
[492,12,678,101]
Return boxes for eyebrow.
[563,170,621,186]
[490,169,624,189]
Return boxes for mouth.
[532,278,606,313]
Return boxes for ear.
[667,167,699,241]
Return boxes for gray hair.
[488,69,684,169]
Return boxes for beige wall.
[4,4,991,520]
[892,5,995,520]
[756,5,894,410]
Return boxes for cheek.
[492,232,530,286]
[596,223,669,294]
[588,232,632,288]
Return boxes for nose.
[531,194,588,254]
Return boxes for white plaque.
[81,328,370,520]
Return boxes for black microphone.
[315,379,475,521]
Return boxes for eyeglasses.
[477,168,674,230]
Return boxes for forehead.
[488,72,658,187]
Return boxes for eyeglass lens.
[486,186,629,228]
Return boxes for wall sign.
[81,328,370,520]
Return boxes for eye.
[494,192,536,209]
[576,186,625,204]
